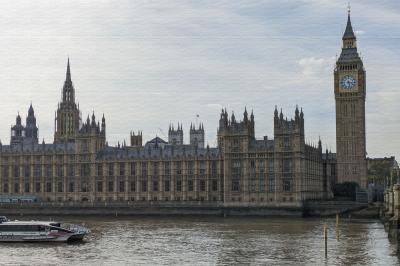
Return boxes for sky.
[0,0,399,159]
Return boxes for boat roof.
[0,221,60,226]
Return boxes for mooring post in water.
[336,213,339,226]
[324,223,328,258]
[115,211,118,217]
[336,213,340,240]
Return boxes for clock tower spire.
[334,9,367,188]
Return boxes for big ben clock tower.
[334,9,367,188]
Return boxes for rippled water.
[0,216,398,265]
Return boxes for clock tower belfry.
[334,9,367,188]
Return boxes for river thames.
[0,216,398,265]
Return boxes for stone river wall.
[0,201,368,217]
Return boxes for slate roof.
[97,144,220,161]
[338,48,361,62]
[249,139,274,151]
[342,14,355,39]
[145,137,168,145]
[0,142,76,154]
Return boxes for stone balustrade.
[383,184,400,240]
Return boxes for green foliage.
[368,161,392,178]
[333,182,359,200]
[368,159,397,185]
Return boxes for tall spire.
[343,5,355,40]
[62,57,75,104]
[55,57,81,143]
[66,57,71,82]
[338,5,359,61]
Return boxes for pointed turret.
[130,129,142,147]
[243,107,248,123]
[339,7,359,54]
[168,122,183,145]
[66,57,71,81]
[318,137,322,152]
[91,111,96,127]
[274,106,279,128]
[231,112,235,123]
[219,109,227,131]
[28,103,34,116]
[250,110,255,137]
[102,113,105,123]
[342,8,355,40]
[25,104,38,142]
[224,108,228,124]
[16,113,21,125]
[11,112,25,145]
[299,107,304,133]
[190,120,205,149]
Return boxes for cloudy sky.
[0,0,399,158]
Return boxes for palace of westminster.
[0,12,368,206]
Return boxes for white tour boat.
[0,216,89,242]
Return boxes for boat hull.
[0,232,86,242]
[0,217,89,242]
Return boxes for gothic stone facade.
[0,61,334,206]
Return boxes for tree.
[333,182,359,200]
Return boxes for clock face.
[340,75,357,90]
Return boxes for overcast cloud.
[0,0,398,158]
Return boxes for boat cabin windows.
[0,224,47,232]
